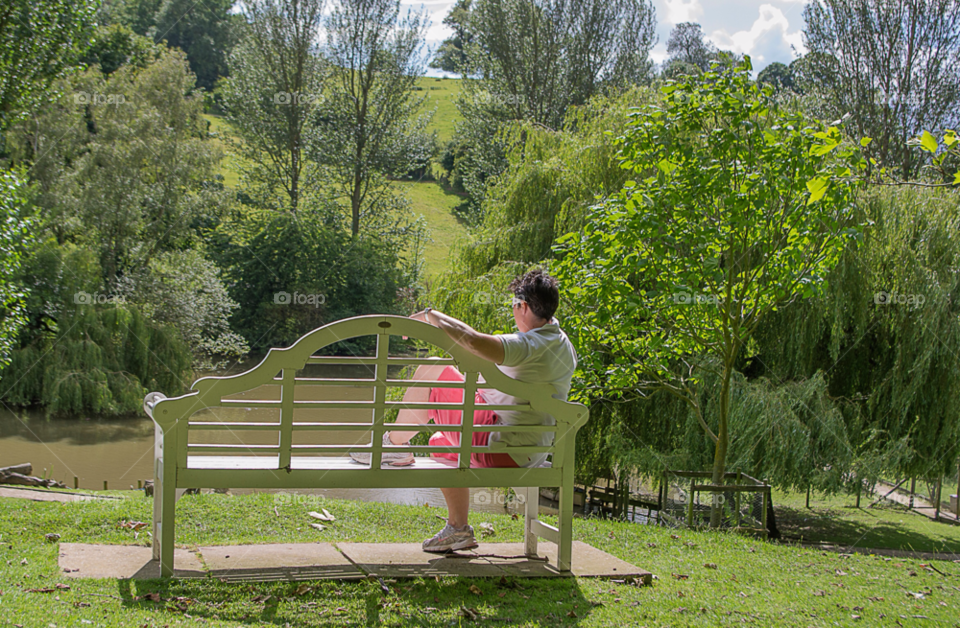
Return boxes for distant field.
[202,76,466,279]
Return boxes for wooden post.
[909,477,916,509]
[934,476,942,522]
[735,468,742,527]
[138,480,142,490]
[73,476,78,490]
[806,484,811,509]
[856,479,861,508]
[761,486,769,536]
[103,480,108,491]
[687,477,695,528]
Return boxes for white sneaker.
[350,433,415,466]
[422,522,478,553]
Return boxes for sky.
[406,0,810,77]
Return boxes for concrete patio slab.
[475,542,652,581]
[200,543,364,582]
[55,541,650,582]
[59,543,205,579]
[337,541,649,581]
[337,542,507,578]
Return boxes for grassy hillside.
[202,76,466,280]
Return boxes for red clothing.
[426,365,519,469]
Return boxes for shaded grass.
[773,489,960,554]
[2,491,960,627]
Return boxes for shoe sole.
[422,539,479,553]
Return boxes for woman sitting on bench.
[352,269,577,553]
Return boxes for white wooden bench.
[143,315,589,577]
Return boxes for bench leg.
[158,475,176,577]
[522,486,539,556]
[558,467,575,572]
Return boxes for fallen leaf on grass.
[72,602,90,608]
[25,588,55,593]
[647,543,657,548]
[118,521,148,531]
[672,573,689,580]
[868,596,884,602]
[308,509,336,522]
[310,523,325,531]
[459,607,479,620]
[469,584,482,596]
[813,590,826,597]
[45,533,60,542]
[478,522,496,538]
[55,583,70,590]
[295,584,312,596]
[704,563,717,570]
[566,610,577,618]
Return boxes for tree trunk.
[710,359,733,527]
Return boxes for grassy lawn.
[414,76,462,143]
[773,489,960,555]
[396,179,468,280]
[3,492,959,627]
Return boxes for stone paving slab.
[200,543,364,582]
[338,541,649,581]
[475,542,651,581]
[59,543,205,579]
[56,541,649,582]
[337,542,507,578]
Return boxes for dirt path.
[873,480,960,524]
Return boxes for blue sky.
[406,0,810,77]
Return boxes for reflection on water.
[0,362,541,516]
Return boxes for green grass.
[396,179,468,279]
[2,492,960,627]
[773,489,960,555]
[413,76,462,143]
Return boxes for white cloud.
[709,4,805,66]
[663,0,704,24]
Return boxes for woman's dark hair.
[509,269,559,320]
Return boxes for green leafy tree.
[0,0,97,133]
[449,0,657,216]
[554,60,865,525]
[9,49,226,286]
[316,0,434,238]
[79,23,164,75]
[0,168,32,371]
[219,0,328,215]
[802,0,960,178]
[756,61,794,93]
[151,0,238,91]
[430,0,473,74]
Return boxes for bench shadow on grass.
[117,575,596,626]
[776,504,960,554]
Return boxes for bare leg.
[441,487,470,528]
[387,363,451,444]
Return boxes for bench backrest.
[149,315,588,472]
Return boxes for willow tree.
[555,59,865,526]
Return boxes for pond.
[0,361,536,516]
